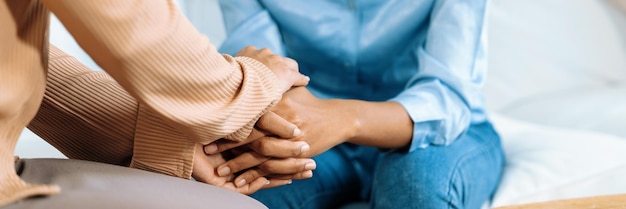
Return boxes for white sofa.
[486,0,626,207]
[15,0,626,208]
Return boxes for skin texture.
[188,47,314,192]
[205,87,414,187]
[201,111,317,189]
[191,144,270,194]
[236,46,310,93]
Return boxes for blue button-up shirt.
[218,0,489,151]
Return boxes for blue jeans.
[251,122,505,209]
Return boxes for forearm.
[41,0,282,143]
[29,45,137,166]
[266,88,414,154]
[31,46,197,178]
[340,100,413,149]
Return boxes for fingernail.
[287,179,293,184]
[299,142,310,154]
[235,179,246,188]
[293,127,302,136]
[304,161,316,170]
[266,180,271,185]
[306,76,310,81]
[204,144,218,154]
[217,166,231,176]
[303,170,313,178]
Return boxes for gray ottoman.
[3,159,266,209]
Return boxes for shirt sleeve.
[217,0,489,151]
[39,0,282,178]
[389,0,489,151]
[218,0,287,56]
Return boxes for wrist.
[332,100,413,148]
[328,99,361,143]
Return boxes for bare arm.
[209,87,413,156]
[270,88,414,156]
[204,87,413,185]
[339,99,414,149]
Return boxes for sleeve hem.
[130,104,196,179]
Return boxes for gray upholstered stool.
[3,159,266,209]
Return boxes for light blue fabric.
[218,1,503,208]
[219,0,489,150]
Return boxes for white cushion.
[487,3,626,205]
[490,113,626,207]
[485,0,626,111]
[501,86,626,138]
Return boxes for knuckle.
[291,59,299,68]
[290,115,303,126]
[293,173,305,179]
[278,97,294,108]
[236,153,256,168]
[243,170,261,181]
[257,113,273,127]
[292,159,304,168]
[258,162,276,172]
[296,173,310,179]
[254,140,271,155]
[225,161,241,172]
[250,151,270,163]
[240,189,253,195]
[238,46,255,56]
[285,57,299,69]
[249,141,263,153]
[268,54,282,61]
[290,145,301,156]
[260,48,273,54]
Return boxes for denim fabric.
[251,122,504,209]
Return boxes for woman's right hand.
[236,46,309,93]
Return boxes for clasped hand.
[193,110,316,194]
[191,47,319,194]
[200,87,359,193]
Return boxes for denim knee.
[370,123,504,209]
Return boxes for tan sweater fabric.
[0,0,60,206]
[29,46,139,167]
[1,0,281,206]
[32,46,213,176]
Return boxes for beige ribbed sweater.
[1,0,281,206]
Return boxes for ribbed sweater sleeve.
[31,46,199,177]
[39,0,282,177]
[32,45,263,178]
[40,0,282,142]
[28,45,137,166]
[1,1,59,207]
